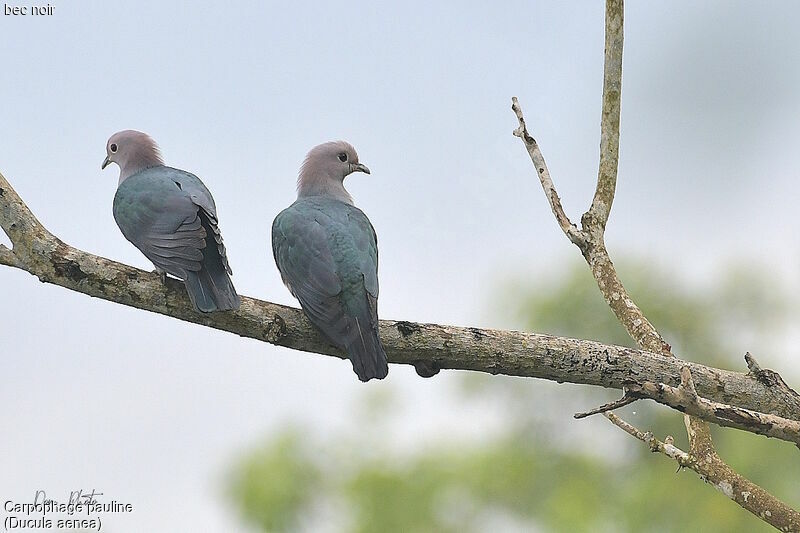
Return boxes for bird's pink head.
[102,130,164,184]
[296,141,370,204]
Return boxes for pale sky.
[1,1,799,531]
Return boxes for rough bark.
[631,367,800,448]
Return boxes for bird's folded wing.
[345,207,380,298]
[114,179,206,279]
[272,209,346,328]
[179,173,235,276]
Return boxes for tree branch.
[512,0,799,527]
[573,390,636,419]
[0,244,22,269]
[605,412,800,532]
[573,0,713,475]
[1,170,798,425]
[573,362,800,447]
[511,97,586,248]
[584,0,623,234]
[746,352,800,409]
[511,101,669,355]
[632,367,800,447]
[604,412,691,465]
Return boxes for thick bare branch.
[0,171,49,248]
[0,244,22,269]
[631,366,800,447]
[585,244,672,353]
[1,171,798,423]
[682,416,800,532]
[747,352,800,408]
[575,362,800,447]
[605,412,800,532]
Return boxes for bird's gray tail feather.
[343,296,388,382]
[303,293,388,381]
[345,323,388,382]
[184,217,241,313]
[185,266,240,312]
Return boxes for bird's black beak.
[101,156,111,170]
[350,163,370,175]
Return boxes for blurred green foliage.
[227,259,799,532]
[228,430,322,532]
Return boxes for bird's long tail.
[343,296,388,382]
[345,325,388,382]
[185,217,241,313]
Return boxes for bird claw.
[152,269,167,284]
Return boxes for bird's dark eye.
[338,152,348,162]
[110,143,118,153]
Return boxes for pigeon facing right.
[272,141,388,382]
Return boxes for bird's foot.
[153,269,167,285]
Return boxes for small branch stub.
[574,390,637,419]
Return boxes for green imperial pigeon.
[272,141,388,382]
[102,130,240,313]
